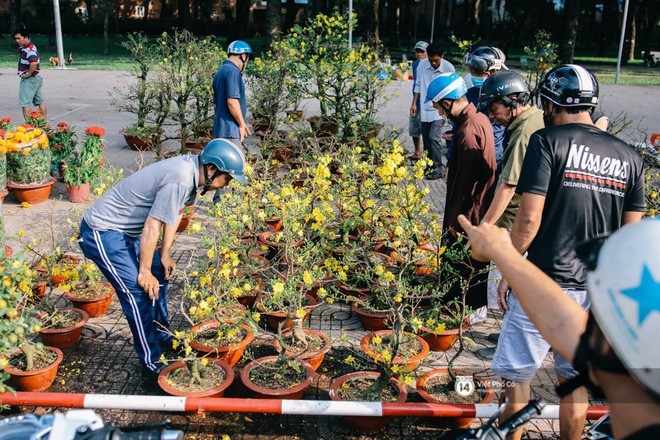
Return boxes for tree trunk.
[373,0,380,42]
[103,1,110,55]
[178,0,189,29]
[626,1,639,62]
[266,0,282,44]
[234,0,250,40]
[9,0,21,36]
[559,0,582,63]
[284,2,299,33]
[143,0,149,20]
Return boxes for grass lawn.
[2,34,659,85]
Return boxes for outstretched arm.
[458,215,587,362]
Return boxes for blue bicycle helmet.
[425,72,468,103]
[227,40,252,56]
[200,139,247,191]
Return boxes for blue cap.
[425,72,468,103]
[227,40,252,55]
[200,138,247,184]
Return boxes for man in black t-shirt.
[491,65,645,440]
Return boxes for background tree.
[10,0,21,36]
[266,0,282,45]
[559,0,582,63]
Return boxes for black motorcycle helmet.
[538,64,599,107]
[463,46,507,73]
[478,71,530,111]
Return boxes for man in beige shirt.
[475,71,544,341]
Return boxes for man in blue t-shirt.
[212,41,252,146]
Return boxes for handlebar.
[456,398,546,440]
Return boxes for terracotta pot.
[235,277,266,307]
[416,368,495,428]
[257,230,305,261]
[64,281,115,318]
[177,206,195,233]
[422,317,470,352]
[0,188,8,200]
[189,321,254,367]
[272,329,332,371]
[360,330,430,372]
[271,146,293,163]
[329,372,407,433]
[308,116,339,137]
[38,307,89,349]
[185,139,205,153]
[240,355,315,399]
[252,121,272,133]
[2,245,13,259]
[7,178,56,205]
[31,281,47,298]
[255,293,317,331]
[158,358,235,398]
[47,254,82,287]
[66,182,91,203]
[351,299,391,331]
[121,129,161,151]
[336,278,371,299]
[3,346,64,392]
[258,216,282,232]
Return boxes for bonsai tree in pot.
[62,126,105,203]
[4,123,54,204]
[0,251,62,393]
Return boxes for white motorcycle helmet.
[585,219,660,398]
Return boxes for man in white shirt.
[411,43,455,180]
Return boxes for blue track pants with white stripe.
[78,219,170,372]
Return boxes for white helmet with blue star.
[586,219,660,398]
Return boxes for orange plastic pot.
[176,206,195,233]
[351,298,391,331]
[121,129,162,151]
[158,358,235,398]
[360,330,430,372]
[3,346,64,392]
[422,317,470,352]
[64,282,115,318]
[38,308,89,349]
[272,329,332,371]
[240,356,315,399]
[66,182,91,203]
[255,293,317,331]
[7,177,56,204]
[417,368,495,428]
[329,372,407,433]
[235,277,266,308]
[189,321,254,367]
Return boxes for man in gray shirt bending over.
[78,139,246,381]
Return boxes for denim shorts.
[491,288,590,383]
[19,75,44,107]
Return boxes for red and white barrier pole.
[0,392,609,420]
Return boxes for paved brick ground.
[0,67,638,439]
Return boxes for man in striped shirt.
[15,29,47,121]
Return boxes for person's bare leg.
[413,136,422,158]
[38,104,47,120]
[22,107,31,121]
[557,375,588,440]
[500,381,530,440]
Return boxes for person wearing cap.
[213,40,252,145]
[457,217,660,440]
[491,65,645,440]
[408,41,428,161]
[470,71,543,339]
[78,139,247,382]
[411,43,455,180]
[426,72,496,309]
[463,46,508,169]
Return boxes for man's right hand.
[239,124,251,142]
[138,270,160,300]
[410,105,417,117]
